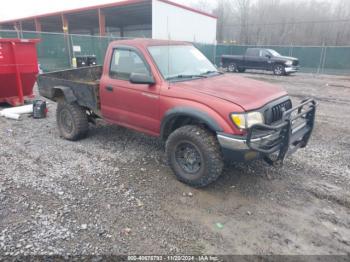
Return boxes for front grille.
[271,100,292,123]
[293,60,299,66]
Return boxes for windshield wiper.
[166,74,208,81]
[200,70,223,76]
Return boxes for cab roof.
[109,38,192,48]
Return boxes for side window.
[110,49,150,81]
[260,49,269,57]
[246,48,259,57]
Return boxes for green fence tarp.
[195,44,350,75]
[1,30,349,75]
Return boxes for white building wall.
[152,0,217,44]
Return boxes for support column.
[98,9,106,36]
[13,21,22,31]
[61,14,72,67]
[13,21,23,38]
[61,14,69,34]
[34,18,42,32]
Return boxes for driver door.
[256,49,271,69]
[100,47,160,135]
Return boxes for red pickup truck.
[38,39,316,187]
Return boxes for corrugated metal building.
[0,0,217,44]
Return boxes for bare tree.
[189,0,350,46]
[236,0,251,44]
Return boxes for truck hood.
[276,55,298,61]
[171,74,288,111]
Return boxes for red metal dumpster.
[0,39,40,106]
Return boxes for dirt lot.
[0,72,350,256]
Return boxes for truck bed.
[37,66,102,112]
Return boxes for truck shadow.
[87,122,279,192]
[87,122,164,150]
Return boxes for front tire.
[273,64,286,76]
[166,125,224,188]
[56,101,89,141]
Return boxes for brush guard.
[247,99,317,165]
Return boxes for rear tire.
[166,125,224,188]
[227,63,237,73]
[237,67,246,73]
[56,101,89,141]
[273,64,286,76]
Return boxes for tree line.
[191,0,350,46]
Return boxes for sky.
[0,0,200,22]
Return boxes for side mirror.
[265,54,271,59]
[130,73,155,85]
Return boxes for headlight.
[230,112,264,129]
[285,60,293,66]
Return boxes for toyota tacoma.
[38,39,316,187]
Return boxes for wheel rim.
[274,66,283,75]
[60,109,74,134]
[175,142,202,174]
[228,64,236,72]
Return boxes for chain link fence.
[1,30,350,75]
[194,43,350,75]
[0,30,127,72]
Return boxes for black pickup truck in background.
[221,48,300,76]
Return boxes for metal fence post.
[213,41,217,66]
[317,44,324,75]
[321,46,327,75]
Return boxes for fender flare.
[52,86,77,104]
[160,107,223,139]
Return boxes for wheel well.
[274,63,285,68]
[53,89,65,101]
[162,115,216,140]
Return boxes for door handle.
[106,86,114,92]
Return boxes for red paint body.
[99,39,288,137]
[0,39,40,106]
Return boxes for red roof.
[0,0,217,24]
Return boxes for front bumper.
[217,99,317,163]
[285,66,299,73]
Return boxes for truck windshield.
[148,45,218,81]
[267,49,282,57]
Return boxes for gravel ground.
[0,72,349,256]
